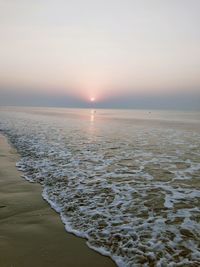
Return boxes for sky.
[0,0,200,109]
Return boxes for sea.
[0,107,200,267]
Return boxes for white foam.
[0,110,200,266]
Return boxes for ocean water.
[0,107,200,267]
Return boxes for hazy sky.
[0,0,200,109]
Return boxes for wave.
[0,110,200,266]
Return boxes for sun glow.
[90,97,95,102]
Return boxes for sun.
[90,97,95,102]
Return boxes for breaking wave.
[0,109,200,267]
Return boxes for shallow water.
[0,107,200,267]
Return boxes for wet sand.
[0,134,115,267]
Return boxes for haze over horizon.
[0,0,200,109]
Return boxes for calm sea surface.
[0,107,200,267]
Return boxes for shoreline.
[0,133,116,267]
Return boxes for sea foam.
[0,109,200,267]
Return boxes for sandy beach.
[0,134,115,267]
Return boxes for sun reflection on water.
[90,109,96,123]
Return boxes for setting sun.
[90,97,95,102]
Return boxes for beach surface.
[0,134,115,267]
